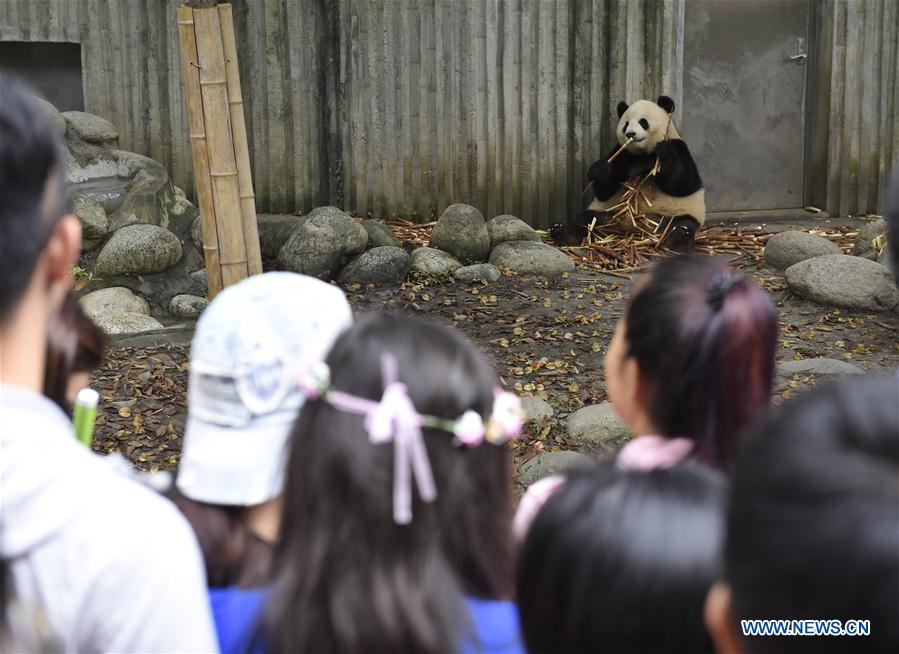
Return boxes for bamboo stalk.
[193,7,249,286]
[177,6,223,299]
[218,3,262,276]
[583,137,635,194]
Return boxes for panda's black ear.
[657,95,675,114]
[616,101,628,118]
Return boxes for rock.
[94,225,183,276]
[453,263,502,283]
[191,215,204,250]
[72,176,131,214]
[35,97,66,136]
[410,247,463,277]
[428,204,490,263]
[190,268,208,292]
[521,397,554,425]
[61,111,118,144]
[277,206,367,279]
[257,214,305,259]
[486,214,541,248]
[784,255,899,312]
[336,246,411,286]
[93,312,164,335]
[362,219,402,249]
[71,193,109,241]
[778,358,864,377]
[79,287,150,320]
[566,402,632,444]
[112,166,175,231]
[851,219,886,257]
[169,186,194,217]
[764,231,841,270]
[879,247,894,276]
[517,451,596,487]
[489,240,575,276]
[168,294,209,319]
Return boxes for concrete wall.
[0,0,893,224]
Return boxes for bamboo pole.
[217,3,262,276]
[193,7,249,287]
[177,5,223,299]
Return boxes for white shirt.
[0,384,218,653]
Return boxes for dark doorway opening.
[0,42,84,112]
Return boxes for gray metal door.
[680,0,810,211]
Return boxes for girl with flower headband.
[260,314,525,654]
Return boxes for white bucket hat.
[176,272,352,506]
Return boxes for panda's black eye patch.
[639,118,649,130]
[623,121,629,133]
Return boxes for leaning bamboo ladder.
[177,3,262,299]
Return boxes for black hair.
[624,254,778,470]
[0,72,68,320]
[517,463,727,654]
[726,375,899,653]
[262,313,514,654]
[43,293,106,413]
[884,168,898,278]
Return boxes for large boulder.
[879,246,894,276]
[93,312,164,335]
[257,214,305,259]
[79,287,150,320]
[111,166,175,231]
[565,402,632,444]
[72,193,109,241]
[851,218,886,258]
[277,206,367,279]
[486,214,541,248]
[336,246,411,286]
[454,263,502,283]
[35,97,66,136]
[61,111,118,145]
[489,241,575,275]
[94,225,183,276]
[517,451,596,487]
[168,294,209,319]
[785,255,899,312]
[428,204,490,263]
[362,219,402,249]
[764,231,841,270]
[410,247,463,277]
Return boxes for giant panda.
[552,95,704,251]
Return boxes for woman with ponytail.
[607,254,778,471]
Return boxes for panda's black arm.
[655,139,703,197]
[589,145,636,201]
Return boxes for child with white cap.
[169,271,352,653]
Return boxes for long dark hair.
[517,463,727,654]
[727,375,899,653]
[43,292,106,412]
[262,313,514,654]
[624,254,777,469]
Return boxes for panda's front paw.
[653,140,677,165]
[587,159,614,185]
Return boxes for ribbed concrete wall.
[822,0,899,217]
[0,0,893,224]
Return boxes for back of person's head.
[43,293,106,412]
[885,168,898,278]
[707,375,899,654]
[264,313,516,654]
[517,463,726,654]
[171,272,352,587]
[0,73,70,322]
[622,254,777,469]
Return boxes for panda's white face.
[617,100,670,154]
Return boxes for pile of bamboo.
[177,3,262,298]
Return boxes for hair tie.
[707,271,740,310]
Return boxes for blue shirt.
[208,587,523,654]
